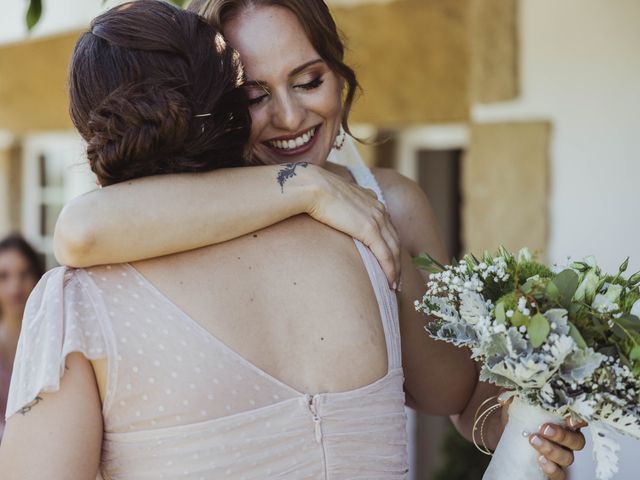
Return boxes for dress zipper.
[306,394,323,443]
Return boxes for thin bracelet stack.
[472,395,502,456]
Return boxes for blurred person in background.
[0,234,44,439]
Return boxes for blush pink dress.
[6,165,409,479]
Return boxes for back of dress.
[6,167,408,479]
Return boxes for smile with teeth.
[268,127,317,151]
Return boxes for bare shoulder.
[371,167,445,260]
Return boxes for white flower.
[584,256,598,268]
[517,248,532,263]
[575,269,600,303]
[593,284,623,313]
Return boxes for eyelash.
[247,76,325,106]
[297,76,325,90]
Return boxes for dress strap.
[346,165,388,207]
[345,165,402,371]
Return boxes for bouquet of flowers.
[414,248,640,480]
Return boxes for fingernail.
[544,425,557,437]
[538,455,548,465]
[392,282,397,290]
[530,435,543,447]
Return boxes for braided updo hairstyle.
[69,0,250,187]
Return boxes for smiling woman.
[225,6,345,165]
[37,1,586,479]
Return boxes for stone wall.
[331,0,471,125]
[462,121,550,258]
[0,31,78,133]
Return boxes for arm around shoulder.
[53,166,319,268]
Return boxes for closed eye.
[295,77,324,91]
[248,94,269,106]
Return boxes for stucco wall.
[473,1,640,477]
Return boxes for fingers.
[540,423,586,452]
[357,187,401,289]
[566,417,588,430]
[363,219,397,288]
[530,434,574,467]
[376,217,401,288]
[537,455,566,480]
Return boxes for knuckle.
[365,219,379,234]
[541,442,554,455]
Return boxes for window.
[22,132,96,268]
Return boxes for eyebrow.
[244,59,324,88]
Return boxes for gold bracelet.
[472,395,500,456]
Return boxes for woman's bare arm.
[374,167,477,414]
[0,353,103,480]
[55,163,400,287]
[376,168,585,479]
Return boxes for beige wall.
[0,31,79,133]
[463,121,550,257]
[0,136,21,235]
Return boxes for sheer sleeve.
[5,267,108,420]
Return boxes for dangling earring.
[334,127,346,151]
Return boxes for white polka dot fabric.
[7,167,409,479]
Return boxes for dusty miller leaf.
[559,349,604,383]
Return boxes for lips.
[264,126,320,155]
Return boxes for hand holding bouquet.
[415,248,640,480]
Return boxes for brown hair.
[69,0,251,187]
[188,0,361,137]
[0,233,45,281]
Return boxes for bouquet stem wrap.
[483,398,564,480]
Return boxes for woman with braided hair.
[1,1,439,478]
[0,1,583,479]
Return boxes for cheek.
[249,109,268,145]
[318,81,343,124]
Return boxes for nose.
[270,91,305,132]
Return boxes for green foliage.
[517,260,554,281]
[511,310,529,328]
[26,0,42,31]
[432,424,490,480]
[496,291,518,312]
[413,252,445,274]
[529,313,550,347]
[552,269,580,309]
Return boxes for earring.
[334,128,346,151]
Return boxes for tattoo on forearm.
[277,162,309,193]
[19,396,44,415]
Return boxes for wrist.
[294,163,325,215]
[483,405,506,451]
